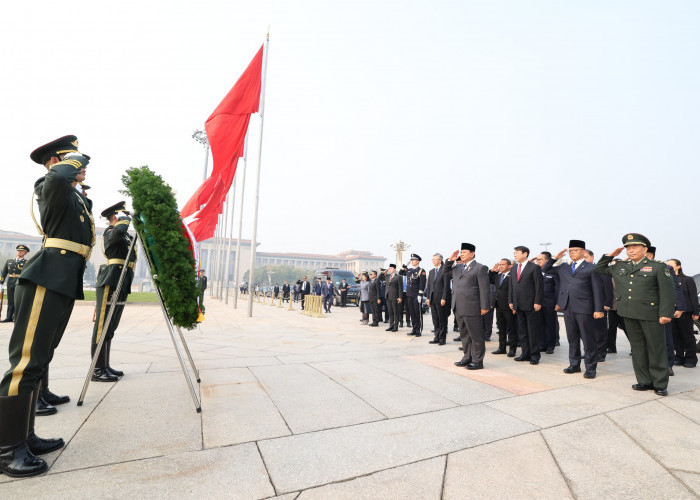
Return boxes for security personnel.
[91,202,135,382]
[0,135,93,477]
[595,233,675,396]
[400,253,427,336]
[196,269,207,313]
[1,245,30,322]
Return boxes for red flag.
[182,45,264,241]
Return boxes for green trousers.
[0,283,74,396]
[91,284,127,345]
[624,317,669,390]
[198,291,205,313]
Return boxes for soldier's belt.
[107,258,136,270]
[43,238,92,259]
[8,274,20,278]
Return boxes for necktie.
[571,262,576,276]
[517,263,522,280]
[499,274,505,286]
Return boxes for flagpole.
[232,132,250,309]
[223,176,236,303]
[247,33,270,318]
[217,196,230,299]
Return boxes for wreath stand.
[77,232,202,412]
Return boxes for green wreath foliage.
[121,166,199,329]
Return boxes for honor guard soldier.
[1,245,30,322]
[400,253,427,336]
[196,269,207,313]
[0,135,94,477]
[91,202,135,382]
[595,233,675,396]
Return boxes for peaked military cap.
[30,135,81,165]
[622,233,651,248]
[410,253,422,261]
[461,243,476,252]
[16,244,30,252]
[568,239,586,249]
[101,201,128,219]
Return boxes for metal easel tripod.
[77,232,201,412]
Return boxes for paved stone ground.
[1,295,699,499]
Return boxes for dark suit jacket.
[368,278,381,301]
[322,282,334,298]
[508,261,543,311]
[383,272,403,300]
[542,259,603,314]
[297,280,311,296]
[444,259,490,316]
[541,268,560,309]
[489,271,512,311]
[424,266,451,304]
[282,284,290,295]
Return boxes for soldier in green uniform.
[0,135,94,477]
[196,269,207,314]
[595,233,675,396]
[91,201,135,382]
[0,245,30,322]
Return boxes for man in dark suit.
[321,277,334,313]
[314,278,323,296]
[296,276,311,310]
[534,251,560,355]
[382,264,403,332]
[444,243,491,370]
[584,250,614,362]
[282,281,291,302]
[508,246,543,364]
[338,279,349,307]
[425,253,451,345]
[273,284,280,300]
[489,259,517,356]
[544,240,605,378]
[368,271,381,327]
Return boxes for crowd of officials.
[336,238,698,399]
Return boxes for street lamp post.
[390,240,410,266]
[192,129,210,182]
[540,242,553,252]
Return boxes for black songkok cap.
[568,240,586,249]
[460,243,476,252]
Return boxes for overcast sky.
[1,1,698,273]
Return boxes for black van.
[313,268,361,306]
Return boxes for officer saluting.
[595,233,675,396]
[400,253,427,337]
[1,245,30,322]
[91,201,135,382]
[0,135,93,477]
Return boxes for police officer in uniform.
[0,135,93,477]
[91,202,135,382]
[1,245,30,322]
[400,253,427,336]
[595,233,675,396]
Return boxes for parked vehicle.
[313,268,361,306]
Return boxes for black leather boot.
[0,305,13,322]
[35,377,57,417]
[41,371,69,405]
[26,386,64,455]
[92,343,118,382]
[104,340,123,377]
[0,393,47,477]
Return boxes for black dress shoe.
[668,367,675,376]
[673,360,683,366]
[597,357,606,363]
[92,369,118,382]
[546,348,554,354]
[507,351,516,357]
[492,349,506,355]
[654,388,668,396]
[428,339,439,344]
[0,442,48,478]
[35,395,57,416]
[26,431,64,455]
[0,318,13,323]
[683,362,696,368]
[563,366,581,374]
[438,341,446,345]
[514,355,530,362]
[467,362,484,370]
[406,332,416,336]
[583,370,596,379]
[391,328,398,332]
[632,383,653,391]
[369,323,379,327]
[41,389,69,406]
[454,360,471,367]
[414,334,421,337]
[453,337,461,342]
[386,327,394,332]
[458,347,463,351]
[529,359,539,365]
[555,341,560,347]
[607,348,617,353]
